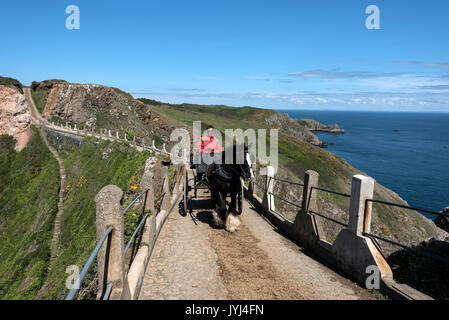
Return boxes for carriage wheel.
[237,178,244,215]
[182,169,188,216]
[194,175,198,199]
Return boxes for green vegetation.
[0,127,59,299]
[0,76,23,94]
[37,137,152,299]
[30,89,47,114]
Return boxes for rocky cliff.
[297,118,345,133]
[31,81,185,146]
[259,111,324,146]
[0,85,31,151]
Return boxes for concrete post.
[160,166,170,212]
[333,174,393,286]
[262,166,275,212]
[151,140,155,149]
[293,170,325,244]
[172,164,180,195]
[348,175,375,236]
[301,170,319,213]
[95,185,130,300]
[124,133,128,142]
[140,157,157,213]
[117,132,119,140]
[162,143,167,153]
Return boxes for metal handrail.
[269,192,302,209]
[253,181,265,191]
[123,188,149,215]
[366,199,449,218]
[124,213,149,255]
[271,177,304,187]
[154,192,166,206]
[66,226,113,300]
[311,186,351,198]
[362,232,449,264]
[102,282,113,300]
[309,210,349,228]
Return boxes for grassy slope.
[38,137,154,299]
[0,127,59,299]
[0,76,23,94]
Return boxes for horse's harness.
[211,162,247,183]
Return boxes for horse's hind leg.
[226,192,241,232]
[229,192,237,215]
[212,190,227,228]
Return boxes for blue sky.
[1,0,449,112]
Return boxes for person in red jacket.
[196,125,222,154]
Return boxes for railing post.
[293,170,324,245]
[161,165,171,212]
[262,166,275,212]
[333,174,393,286]
[140,157,156,213]
[95,185,130,300]
[348,175,374,236]
[301,170,319,214]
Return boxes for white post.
[262,166,275,212]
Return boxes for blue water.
[279,110,449,218]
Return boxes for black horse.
[206,144,254,232]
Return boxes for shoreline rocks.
[296,118,345,134]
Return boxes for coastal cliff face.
[0,85,31,151]
[260,112,323,145]
[297,118,345,133]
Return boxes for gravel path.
[139,196,228,300]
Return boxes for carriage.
[181,152,244,217]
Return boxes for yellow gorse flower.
[77,175,87,188]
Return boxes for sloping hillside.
[0,127,60,299]
[30,80,186,148]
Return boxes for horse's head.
[241,144,255,181]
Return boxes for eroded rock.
[0,85,31,151]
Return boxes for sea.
[279,110,449,219]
